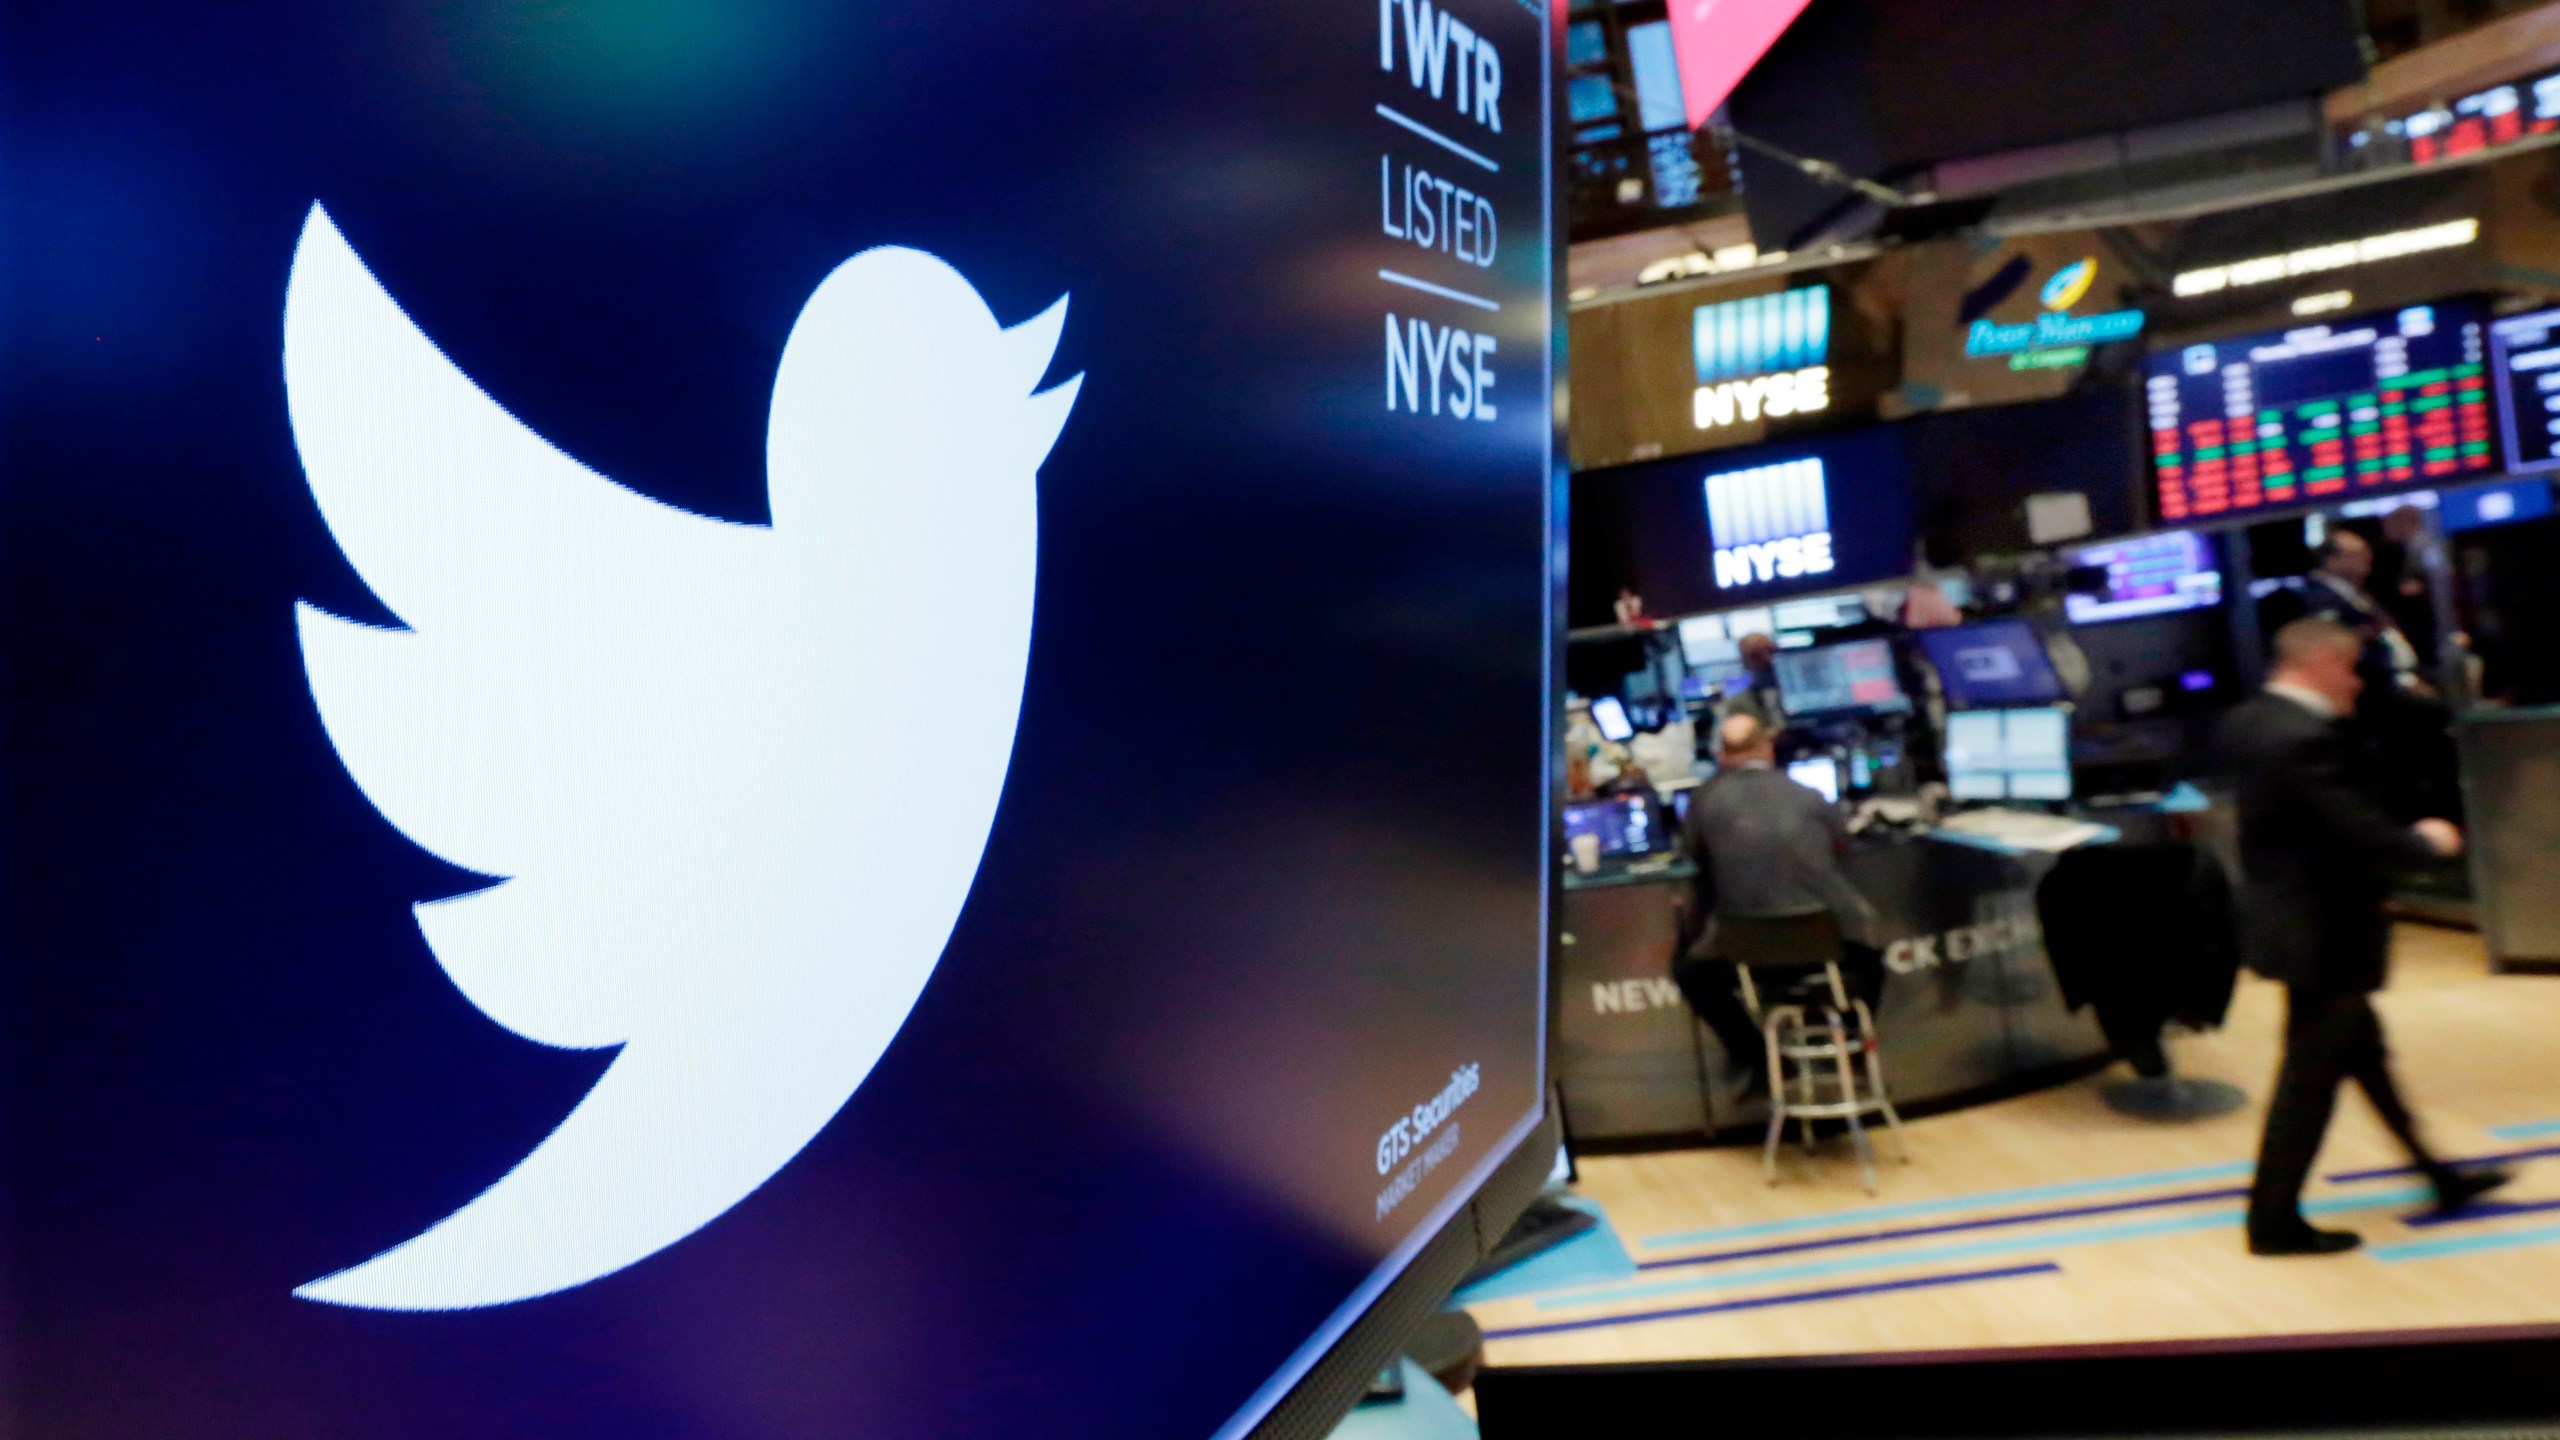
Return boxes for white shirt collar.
[2266,681,2338,719]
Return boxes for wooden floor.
[1473,925,2560,1367]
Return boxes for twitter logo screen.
[0,1,1553,1438]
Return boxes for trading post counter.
[1556,836,2108,1145]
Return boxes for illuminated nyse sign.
[1704,456,1833,589]
[1692,285,1830,431]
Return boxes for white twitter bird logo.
[284,203,1078,1311]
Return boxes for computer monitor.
[1591,695,1636,742]
[2064,531,2223,626]
[1677,613,1736,666]
[1771,638,1912,719]
[1918,619,2068,709]
[2443,477,2556,533]
[1943,707,2073,802]
[1564,794,1669,860]
[1787,756,1844,803]
[1722,605,1776,642]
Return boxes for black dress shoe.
[2428,1167,2514,1216]
[2247,1226,2363,1257]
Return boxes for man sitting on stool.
[2221,616,2507,1256]
[1674,714,1882,1091]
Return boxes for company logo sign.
[1692,284,1831,430]
[1965,257,2144,368]
[1704,456,1833,589]
[283,203,1079,1310]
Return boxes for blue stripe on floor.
[1637,1161,2255,1250]
[1638,1184,2252,1271]
[2489,1119,2560,1141]
[2402,1196,2560,1229]
[2372,1221,2560,1262]
[1533,1186,2429,1312]
[2328,1144,2560,1184]
[1483,1262,2063,1341]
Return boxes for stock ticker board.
[2144,301,2492,523]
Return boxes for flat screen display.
[1772,638,1910,719]
[1786,757,1843,803]
[2488,306,2560,474]
[2144,301,2493,524]
[0,4,1554,1437]
[1564,794,1667,858]
[1572,426,1918,616]
[2064,531,2223,625]
[1942,707,2071,801]
[1918,620,2068,709]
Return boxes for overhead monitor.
[0,3,1557,1438]
[2143,301,2493,524]
[2488,306,2560,474]
[1771,638,1911,719]
[1942,707,2073,802]
[2064,531,2224,625]
[1918,620,2068,710]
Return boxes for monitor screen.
[1942,707,2072,801]
[1677,614,1739,666]
[1564,794,1667,859]
[0,4,1555,1436]
[2444,477,2556,533]
[1722,606,1777,642]
[1773,594,1868,632]
[2144,300,2493,524]
[1919,620,2068,709]
[1591,696,1637,742]
[2064,531,2224,625]
[2489,306,2560,474]
[1771,638,1911,718]
[1786,757,1843,803]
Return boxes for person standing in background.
[2220,618,2506,1256]
[1720,632,1786,744]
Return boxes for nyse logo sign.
[1693,285,1831,431]
[1705,457,1834,589]
[1693,365,1828,430]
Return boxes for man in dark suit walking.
[2221,617,2506,1256]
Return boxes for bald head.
[2271,615,2364,711]
[1738,632,1777,670]
[1719,712,1774,762]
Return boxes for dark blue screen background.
[0,3,1555,1435]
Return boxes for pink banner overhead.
[1664,0,1815,131]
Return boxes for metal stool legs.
[1757,994,1908,1194]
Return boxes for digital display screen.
[1772,638,1910,718]
[2489,307,2560,474]
[2064,531,2223,625]
[1786,757,1843,803]
[0,3,1554,1437]
[1942,707,2072,801]
[1592,695,1637,742]
[1918,620,2068,710]
[1564,794,1667,858]
[2145,302,2492,523]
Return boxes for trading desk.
[1554,833,2110,1145]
